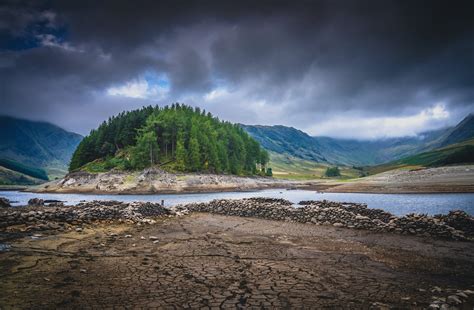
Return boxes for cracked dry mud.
[1,213,474,309]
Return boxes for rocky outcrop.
[0,197,11,208]
[28,198,44,206]
[174,198,473,241]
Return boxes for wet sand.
[1,213,473,309]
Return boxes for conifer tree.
[175,131,186,171]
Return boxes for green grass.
[269,152,361,180]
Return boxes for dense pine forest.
[69,104,270,175]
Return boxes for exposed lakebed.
[1,189,474,216]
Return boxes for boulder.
[28,198,44,206]
[0,197,11,208]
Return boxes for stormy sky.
[1,0,473,139]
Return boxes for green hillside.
[70,104,270,175]
[368,139,474,175]
[0,116,83,180]
[438,114,474,147]
[0,165,45,186]
[0,158,48,180]
[269,152,361,180]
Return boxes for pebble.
[447,295,462,305]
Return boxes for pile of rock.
[435,210,474,237]
[0,200,171,231]
[174,198,473,241]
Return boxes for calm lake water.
[1,189,474,216]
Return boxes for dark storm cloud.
[1,0,473,137]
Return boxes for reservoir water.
[1,189,474,216]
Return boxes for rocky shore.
[1,196,473,241]
[174,198,474,241]
[1,197,474,308]
[0,198,171,232]
[30,168,320,194]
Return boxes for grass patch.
[269,152,361,180]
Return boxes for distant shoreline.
[11,164,474,195]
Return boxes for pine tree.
[175,131,186,171]
[130,130,159,169]
[188,137,201,171]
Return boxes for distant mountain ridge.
[0,116,83,179]
[242,114,474,166]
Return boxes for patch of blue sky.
[143,70,170,90]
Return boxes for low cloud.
[309,104,452,139]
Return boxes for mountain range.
[242,114,474,166]
[0,116,82,184]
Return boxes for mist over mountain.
[242,114,474,166]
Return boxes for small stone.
[431,286,442,293]
[455,292,468,299]
[75,228,83,232]
[43,277,50,282]
[149,236,159,240]
[140,236,146,240]
[333,223,344,227]
[124,234,132,238]
[80,269,87,273]
[447,295,462,305]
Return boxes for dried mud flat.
[1,213,474,309]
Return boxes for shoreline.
[28,182,327,195]
[26,182,474,195]
[7,164,474,195]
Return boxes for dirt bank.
[1,213,474,308]
[325,165,474,193]
[30,168,326,194]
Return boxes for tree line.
[69,104,270,175]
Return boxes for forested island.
[70,104,270,176]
